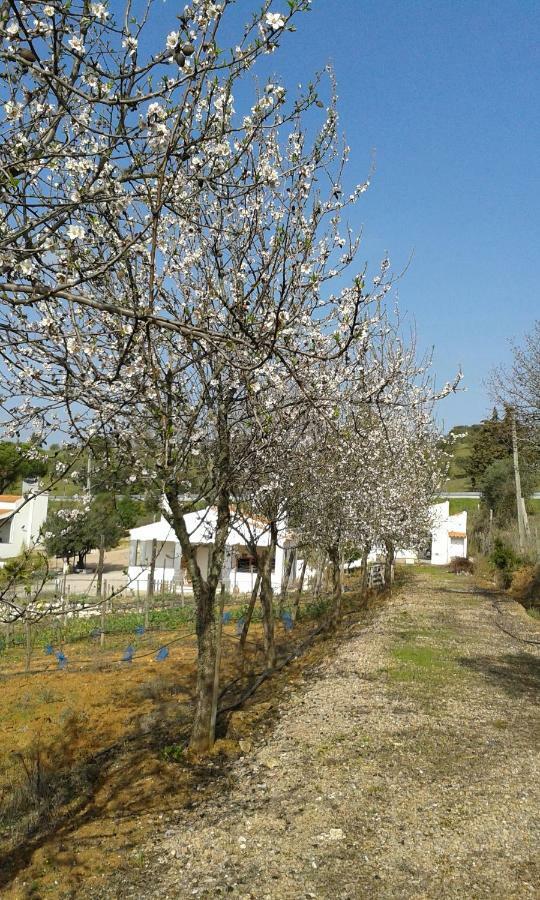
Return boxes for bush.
[448,557,473,574]
[490,538,518,586]
[472,555,497,583]
[510,565,540,608]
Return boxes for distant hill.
[442,425,478,492]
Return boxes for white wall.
[128,540,286,594]
[0,491,49,561]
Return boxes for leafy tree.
[0,549,48,590]
[43,495,123,568]
[479,457,536,522]
[465,409,512,488]
[0,441,48,493]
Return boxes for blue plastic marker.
[44,643,54,655]
[222,611,232,625]
[56,651,67,669]
[135,624,145,636]
[282,612,293,631]
[122,645,135,662]
[155,646,169,661]
[236,617,245,636]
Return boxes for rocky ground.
[21,572,540,898]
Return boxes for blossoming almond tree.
[0,2,457,752]
[0,0,311,333]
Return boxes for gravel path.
[91,575,540,899]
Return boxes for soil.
[3,570,540,899]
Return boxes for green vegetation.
[447,497,480,515]
[0,441,48,493]
[389,642,458,685]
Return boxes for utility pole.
[86,453,92,494]
[511,410,530,554]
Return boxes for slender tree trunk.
[314,552,326,599]
[384,540,395,588]
[259,522,278,669]
[360,543,371,601]
[292,558,308,623]
[209,585,226,743]
[147,538,157,620]
[239,572,261,652]
[25,617,32,672]
[328,544,342,628]
[278,547,295,615]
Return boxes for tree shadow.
[458,652,540,700]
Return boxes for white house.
[0,481,49,563]
[128,507,288,594]
[429,500,467,565]
[347,501,468,569]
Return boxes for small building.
[0,481,49,563]
[430,501,468,564]
[348,501,468,569]
[128,507,287,594]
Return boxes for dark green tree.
[0,442,48,493]
[465,409,513,488]
[43,495,124,568]
[480,457,536,522]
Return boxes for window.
[236,554,258,573]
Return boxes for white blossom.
[265,12,286,31]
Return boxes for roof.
[448,531,467,539]
[0,506,15,520]
[129,507,274,547]
[0,494,21,504]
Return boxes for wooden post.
[512,410,530,554]
[209,585,226,746]
[96,534,105,598]
[25,617,32,673]
[100,597,106,648]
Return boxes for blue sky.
[150,0,539,429]
[245,0,539,428]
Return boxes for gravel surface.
[87,575,540,899]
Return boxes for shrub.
[448,557,473,574]
[490,538,518,586]
[510,565,540,608]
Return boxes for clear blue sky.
[263,0,540,428]
[151,0,540,429]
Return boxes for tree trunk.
[190,583,220,752]
[147,538,157,618]
[328,544,342,628]
[384,540,395,588]
[314,552,326,599]
[360,543,371,601]
[259,522,277,669]
[239,571,261,653]
[166,491,230,751]
[25,617,32,672]
[292,558,308,623]
[278,547,295,615]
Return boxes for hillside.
[442,425,477,492]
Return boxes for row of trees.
[0,1,454,750]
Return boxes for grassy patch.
[388,640,459,687]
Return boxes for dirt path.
[88,574,540,898]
